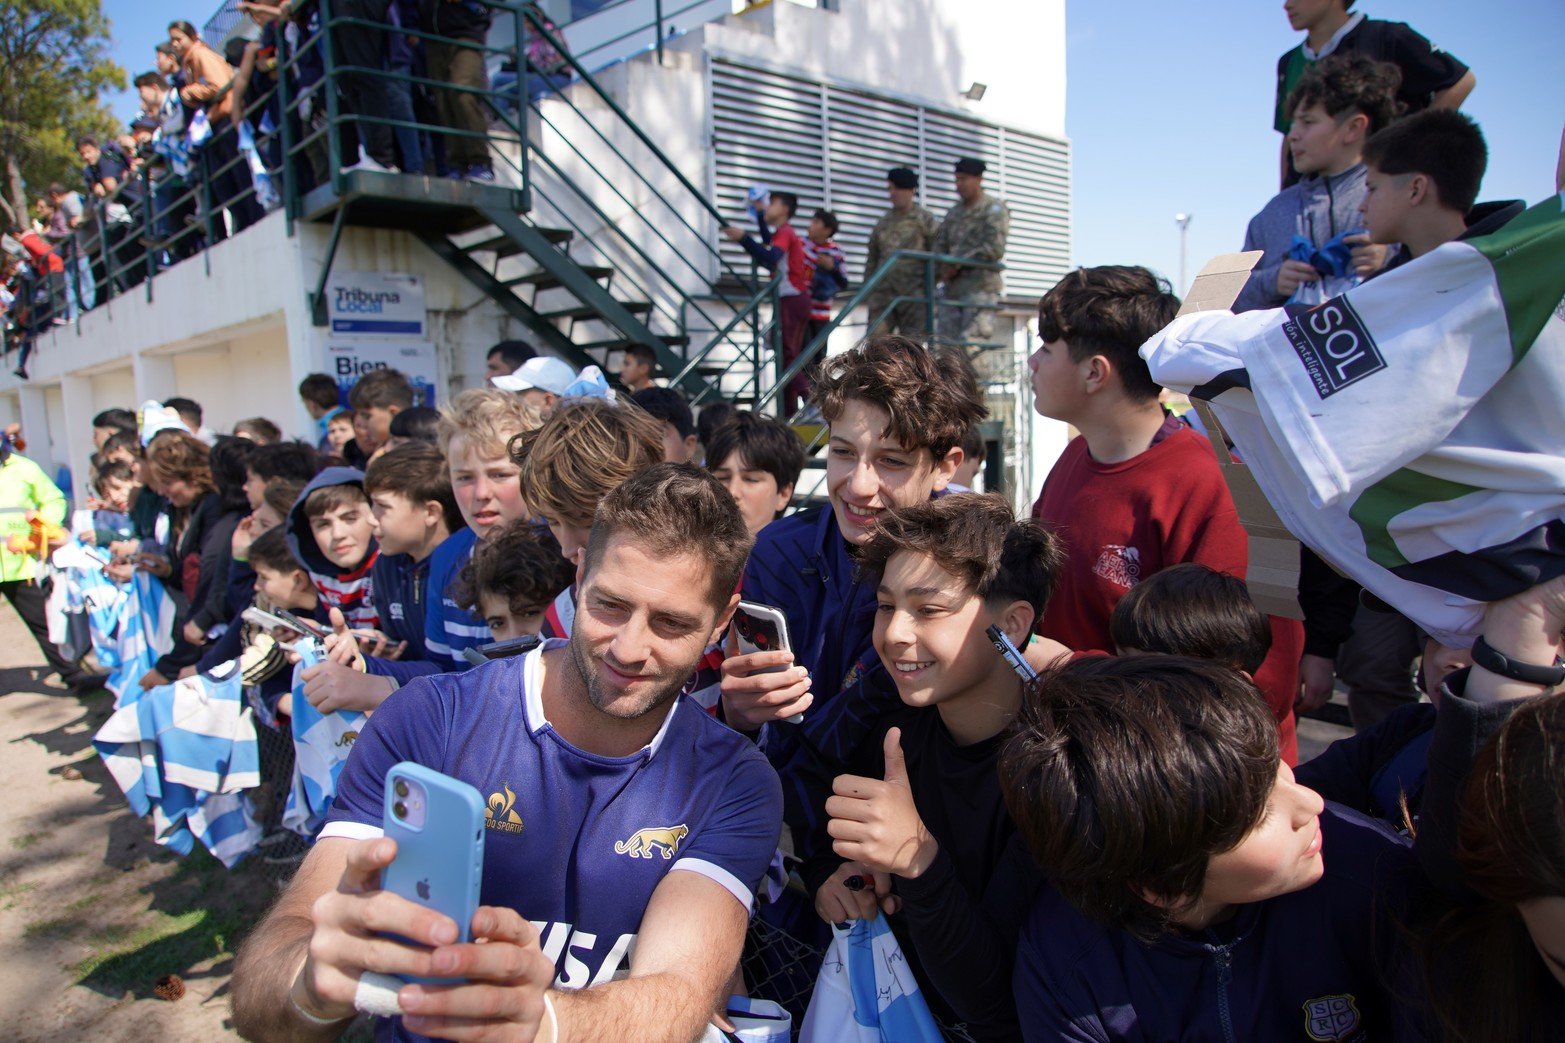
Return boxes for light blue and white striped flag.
[108,571,179,706]
[52,539,127,669]
[92,664,263,866]
[283,640,368,837]
[800,915,945,1043]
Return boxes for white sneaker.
[343,151,399,175]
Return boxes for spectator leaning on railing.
[30,197,74,324]
[44,182,95,319]
[75,134,144,293]
[136,71,200,261]
[168,19,265,239]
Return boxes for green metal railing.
[13,30,297,351]
[515,7,776,375]
[309,0,530,193]
[756,249,1005,420]
[20,0,535,343]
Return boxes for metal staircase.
[290,2,785,408]
[288,0,1012,435]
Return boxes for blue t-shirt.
[323,640,783,1039]
[421,526,490,671]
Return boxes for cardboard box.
[1177,252,1304,620]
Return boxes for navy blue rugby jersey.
[323,639,783,1040]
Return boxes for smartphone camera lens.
[393,801,407,819]
[394,779,409,798]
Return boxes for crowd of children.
[11,2,1563,1039]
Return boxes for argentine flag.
[283,640,368,837]
[93,664,263,866]
[1144,192,1565,647]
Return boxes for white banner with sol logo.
[327,272,425,337]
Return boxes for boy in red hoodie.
[1027,265,1305,763]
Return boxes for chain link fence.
[244,714,309,887]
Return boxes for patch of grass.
[88,921,135,947]
[0,880,37,909]
[10,831,42,850]
[73,904,253,994]
[66,892,103,913]
[23,916,80,940]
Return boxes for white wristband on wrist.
[543,992,559,1043]
[289,964,348,1028]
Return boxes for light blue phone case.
[381,761,486,983]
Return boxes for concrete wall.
[516,51,716,339]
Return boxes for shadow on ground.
[5,682,275,1009]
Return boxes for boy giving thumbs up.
[803,494,1067,1040]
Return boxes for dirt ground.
[0,602,268,1041]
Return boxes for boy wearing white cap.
[491,355,577,414]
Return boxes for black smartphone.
[459,633,544,667]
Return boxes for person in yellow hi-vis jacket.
[0,432,102,690]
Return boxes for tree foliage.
[0,0,125,227]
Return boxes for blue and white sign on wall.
[328,341,439,408]
[327,272,425,336]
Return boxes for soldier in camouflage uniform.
[931,157,1010,349]
[863,167,938,338]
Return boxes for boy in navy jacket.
[1001,655,1423,1041]
[808,493,1064,1039]
[362,442,464,662]
[721,339,987,814]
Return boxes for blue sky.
[102,1,1562,292]
[1064,0,1565,289]
[100,1,219,111]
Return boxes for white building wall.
[523,0,1070,285]
[697,0,1066,138]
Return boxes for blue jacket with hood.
[357,528,476,682]
[741,505,903,847]
[283,467,379,629]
